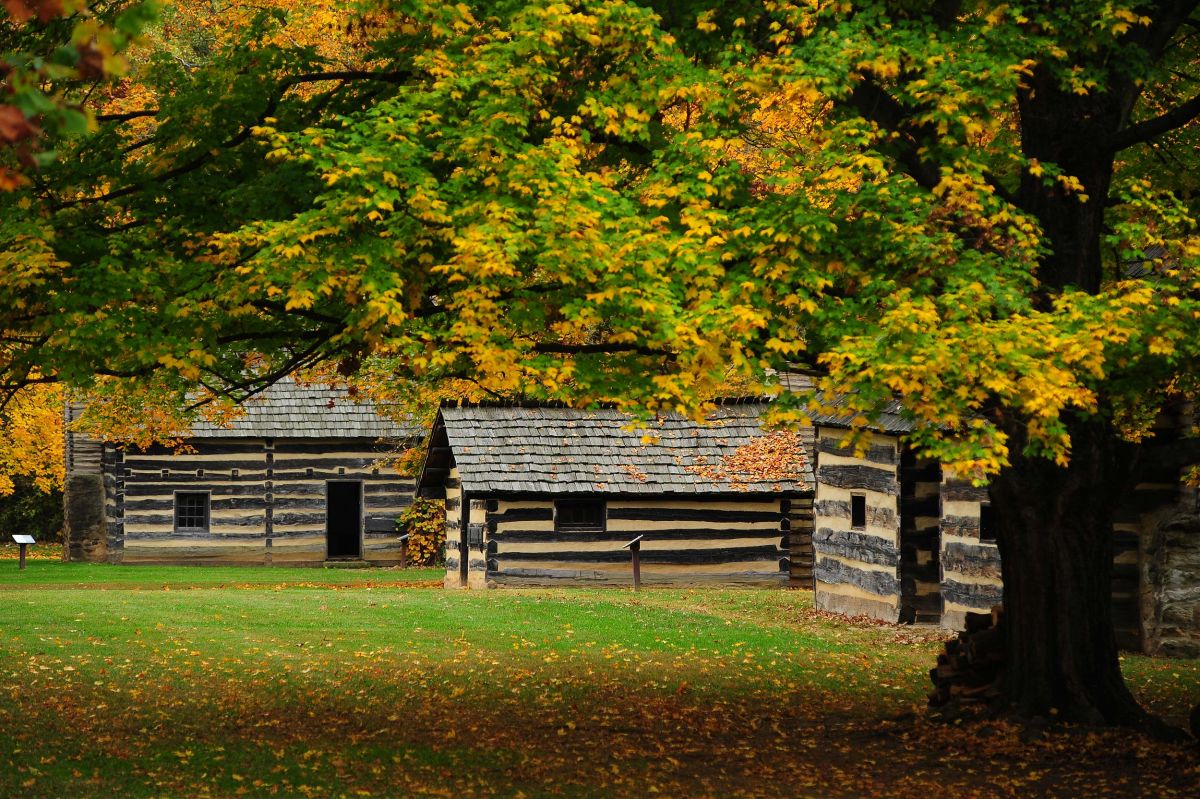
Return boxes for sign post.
[622,535,644,591]
[397,533,410,569]
[12,535,34,571]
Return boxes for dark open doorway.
[326,481,362,559]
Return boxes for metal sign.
[11,535,34,545]
[621,535,644,549]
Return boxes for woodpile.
[929,606,1005,707]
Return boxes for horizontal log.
[271,470,381,481]
[124,530,266,541]
[941,579,1003,609]
[816,465,899,495]
[606,508,783,523]
[123,485,264,499]
[814,499,897,529]
[941,542,1001,578]
[125,513,265,527]
[941,515,981,538]
[365,481,416,494]
[124,497,267,512]
[272,512,330,526]
[489,527,785,544]
[488,507,554,523]
[496,545,781,564]
[124,474,268,485]
[816,439,898,465]
[133,442,266,456]
[814,557,899,597]
[125,457,269,472]
[266,456,386,469]
[813,528,899,567]
[941,482,988,503]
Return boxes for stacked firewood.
[929,606,1005,707]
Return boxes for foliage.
[0,569,1196,797]
[397,496,444,566]
[0,383,63,495]
[0,476,62,540]
[0,0,156,189]
[0,1,1194,474]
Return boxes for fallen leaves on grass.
[0,584,1195,798]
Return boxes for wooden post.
[18,543,26,571]
[622,535,644,591]
[398,533,409,569]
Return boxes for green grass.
[0,563,1196,798]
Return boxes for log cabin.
[805,398,997,630]
[808,397,1200,655]
[63,379,419,566]
[414,402,816,589]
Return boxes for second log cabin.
[415,402,815,589]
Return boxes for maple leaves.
[687,429,807,489]
[0,1,153,189]
[0,384,63,496]
[397,498,445,566]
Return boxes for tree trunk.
[989,415,1180,737]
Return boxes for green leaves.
[2,1,1199,478]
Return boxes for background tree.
[2,0,1200,735]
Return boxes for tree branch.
[55,70,413,210]
[848,78,941,190]
[1105,89,1200,151]
[532,342,673,357]
[96,109,159,123]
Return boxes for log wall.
[443,466,464,587]
[111,438,412,566]
[812,428,901,622]
[477,496,796,587]
[64,403,109,562]
[784,496,815,588]
[937,471,998,630]
[899,455,942,624]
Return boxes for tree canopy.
[4,0,1200,730]
[2,1,1197,475]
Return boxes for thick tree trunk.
[989,415,1180,736]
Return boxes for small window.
[979,503,996,543]
[555,500,605,532]
[231,468,239,478]
[196,469,204,478]
[175,492,209,532]
[850,494,867,530]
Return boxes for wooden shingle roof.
[425,404,814,495]
[189,379,416,439]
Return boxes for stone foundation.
[63,473,108,563]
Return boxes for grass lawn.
[0,562,1196,798]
